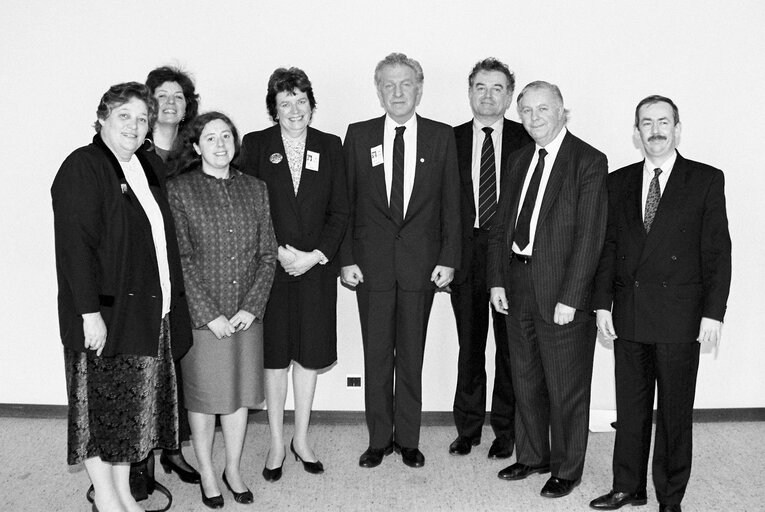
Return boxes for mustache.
[648,134,667,142]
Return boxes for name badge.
[306,150,320,171]
[370,145,383,167]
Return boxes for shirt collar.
[644,150,677,176]
[472,117,504,134]
[385,113,417,132]
[536,126,567,159]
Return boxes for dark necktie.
[644,168,662,232]
[514,148,547,251]
[390,126,406,225]
[478,127,497,229]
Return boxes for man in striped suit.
[487,81,608,499]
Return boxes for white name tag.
[305,150,320,171]
[370,145,383,167]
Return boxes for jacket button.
[662,282,667,287]
[671,255,677,261]
[634,280,639,287]
[620,255,626,260]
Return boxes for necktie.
[478,127,497,229]
[644,168,662,232]
[390,126,406,225]
[514,148,547,251]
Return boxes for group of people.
[52,52,731,512]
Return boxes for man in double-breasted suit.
[589,96,731,512]
[340,52,460,469]
[448,58,531,460]
[487,81,608,498]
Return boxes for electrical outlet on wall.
[347,375,362,388]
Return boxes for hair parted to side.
[145,66,200,130]
[516,80,564,105]
[634,95,680,127]
[265,67,317,122]
[468,57,516,92]
[374,52,424,87]
[94,82,157,133]
[171,111,240,177]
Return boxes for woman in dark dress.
[239,67,348,480]
[168,112,277,507]
[144,65,202,484]
[52,82,192,512]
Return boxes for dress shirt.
[121,155,171,316]
[383,114,417,216]
[512,127,568,256]
[471,117,504,228]
[641,150,676,214]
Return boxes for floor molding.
[1,404,763,423]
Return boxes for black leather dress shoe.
[590,489,648,509]
[659,504,682,512]
[487,438,513,459]
[540,476,581,498]
[393,442,425,468]
[222,471,253,504]
[498,462,551,481]
[449,435,480,455]
[359,444,393,468]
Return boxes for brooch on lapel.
[270,153,283,164]
[120,183,128,194]
[419,157,425,163]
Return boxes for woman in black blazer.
[239,67,349,480]
[52,82,192,512]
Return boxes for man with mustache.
[589,96,731,512]
[448,58,531,460]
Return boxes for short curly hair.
[265,67,317,122]
[94,82,157,133]
[374,52,424,87]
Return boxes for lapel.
[506,144,535,246]
[455,122,475,215]
[500,119,516,164]
[298,127,321,205]
[405,114,431,222]
[623,162,645,242]
[536,130,573,228]
[367,115,388,210]
[266,126,301,217]
[639,152,689,263]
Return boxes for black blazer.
[239,125,349,282]
[339,115,461,291]
[453,118,532,285]
[487,130,608,323]
[592,153,731,343]
[52,135,192,358]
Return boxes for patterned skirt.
[65,316,178,465]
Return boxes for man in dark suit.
[339,52,461,469]
[449,58,531,460]
[487,81,608,498]
[589,96,731,512]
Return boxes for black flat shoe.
[540,476,581,498]
[393,442,425,468]
[487,438,514,459]
[291,439,324,474]
[448,435,480,455]
[222,471,253,504]
[199,483,224,509]
[160,450,201,484]
[498,462,551,480]
[359,444,393,468]
[590,489,648,510]
[262,454,286,482]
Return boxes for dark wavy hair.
[468,57,515,93]
[94,82,157,133]
[171,111,240,177]
[146,66,200,131]
[265,67,317,122]
[634,95,680,127]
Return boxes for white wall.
[1,0,763,411]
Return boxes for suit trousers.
[612,338,700,506]
[450,228,515,442]
[357,284,435,449]
[506,258,595,480]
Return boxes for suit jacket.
[52,135,192,358]
[453,118,532,285]
[592,153,731,343]
[487,130,608,323]
[339,114,461,292]
[239,125,349,282]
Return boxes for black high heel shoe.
[160,450,201,484]
[290,439,324,474]
[199,483,224,509]
[262,454,286,482]
[222,471,254,504]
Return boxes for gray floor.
[2,416,763,511]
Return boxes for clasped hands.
[279,245,321,277]
[207,310,256,340]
